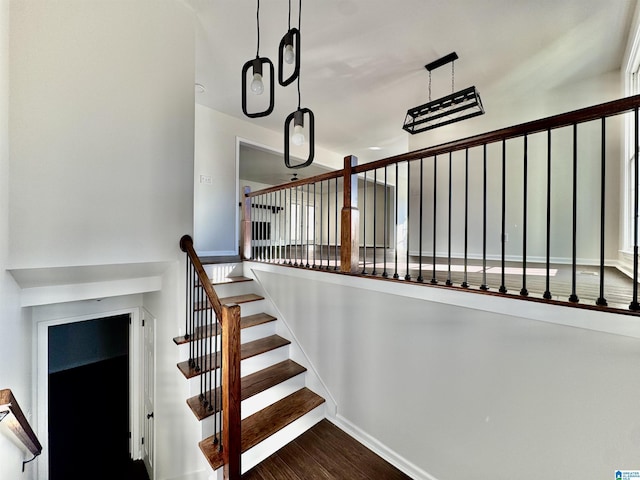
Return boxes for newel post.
[341,155,360,273]
[222,303,242,479]
[241,186,252,260]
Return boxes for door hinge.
[142,437,144,445]
[142,319,145,327]
[129,431,132,439]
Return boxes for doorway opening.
[47,314,131,480]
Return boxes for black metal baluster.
[544,130,552,300]
[213,303,219,445]
[417,159,424,283]
[597,117,608,306]
[319,181,324,268]
[405,162,411,280]
[393,162,399,279]
[499,140,507,294]
[187,260,194,368]
[372,169,378,275]
[305,183,310,268]
[632,107,640,310]
[185,257,190,341]
[270,192,275,262]
[480,145,488,290]
[462,149,469,288]
[363,171,368,274]
[569,125,579,303]
[286,188,291,265]
[294,186,299,266]
[334,177,339,270]
[326,180,331,269]
[313,182,317,268]
[447,152,453,286]
[383,166,388,278]
[521,135,529,296]
[431,156,438,285]
[278,190,284,265]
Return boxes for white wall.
[249,263,640,480]
[9,0,195,269]
[194,104,343,255]
[6,2,196,479]
[0,1,35,477]
[404,71,624,264]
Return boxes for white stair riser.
[212,281,257,298]
[241,321,276,344]
[187,345,290,396]
[239,403,326,474]
[241,374,306,419]
[199,373,306,436]
[241,345,290,377]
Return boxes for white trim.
[21,276,161,307]
[195,250,237,257]
[330,414,440,480]
[245,261,640,339]
[406,250,619,267]
[36,307,142,480]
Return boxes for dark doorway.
[48,314,130,480]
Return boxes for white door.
[143,311,155,479]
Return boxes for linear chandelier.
[403,52,484,134]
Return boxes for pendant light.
[278,0,300,86]
[402,52,484,134]
[241,0,274,118]
[284,0,314,169]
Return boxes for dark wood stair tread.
[212,276,253,285]
[186,360,307,420]
[220,293,263,305]
[173,313,276,345]
[177,335,291,379]
[198,388,326,471]
[194,294,263,311]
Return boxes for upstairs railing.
[242,95,640,314]
[180,235,241,479]
[0,388,42,471]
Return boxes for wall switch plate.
[200,175,212,185]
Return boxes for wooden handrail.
[246,94,640,199]
[0,389,42,457]
[179,235,242,479]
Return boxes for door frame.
[36,306,142,480]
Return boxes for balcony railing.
[241,95,640,314]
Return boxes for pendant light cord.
[288,0,291,31]
[296,0,302,109]
[255,0,260,58]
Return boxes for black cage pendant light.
[242,0,274,118]
[278,0,300,86]
[402,52,484,134]
[284,0,314,169]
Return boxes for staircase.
[174,265,326,476]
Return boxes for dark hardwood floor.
[242,419,413,480]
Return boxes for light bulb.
[292,124,305,146]
[284,44,295,65]
[250,73,264,95]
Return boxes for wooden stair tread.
[198,388,326,471]
[186,360,307,420]
[220,293,264,305]
[211,276,253,285]
[194,294,263,311]
[173,313,276,345]
[177,335,291,379]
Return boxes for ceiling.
[186,0,636,183]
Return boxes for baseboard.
[329,414,440,480]
[195,250,238,257]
